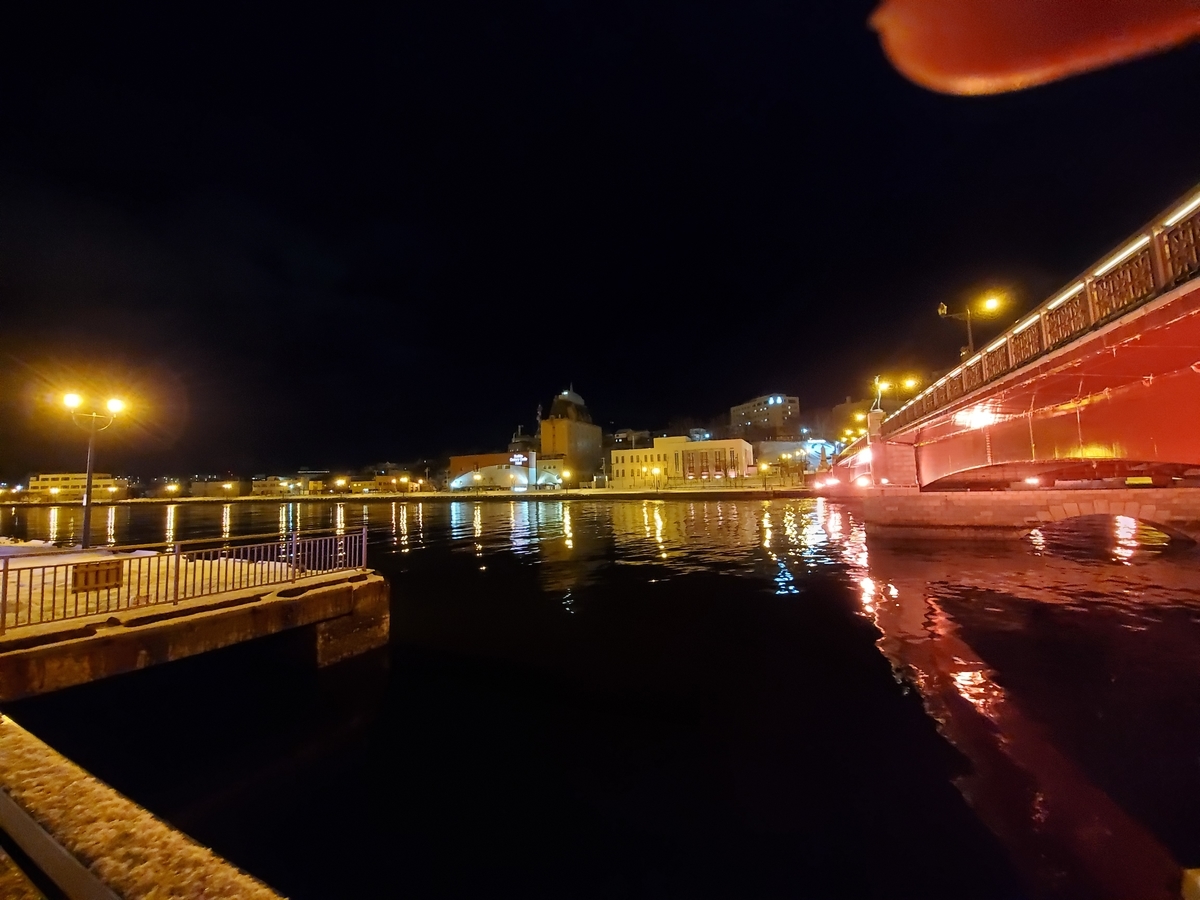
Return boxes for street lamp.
[561,469,571,495]
[63,392,125,549]
[760,461,770,489]
[652,466,661,492]
[938,295,1004,357]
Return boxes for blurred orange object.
[871,0,1200,94]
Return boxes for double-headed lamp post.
[872,376,921,412]
[63,393,125,549]
[938,295,1002,357]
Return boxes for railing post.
[172,542,182,605]
[290,530,299,582]
[360,525,368,569]
[0,557,8,636]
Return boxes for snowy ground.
[1,538,357,634]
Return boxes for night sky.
[1,4,1197,478]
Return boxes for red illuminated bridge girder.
[877,277,1200,488]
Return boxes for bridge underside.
[894,279,1200,489]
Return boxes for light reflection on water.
[1,497,1197,892]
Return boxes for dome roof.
[547,388,593,423]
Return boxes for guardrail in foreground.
[0,528,368,636]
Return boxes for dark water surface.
[2,499,1197,898]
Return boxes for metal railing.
[880,182,1200,437]
[0,527,368,635]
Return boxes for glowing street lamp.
[166,483,179,494]
[938,294,1006,356]
[63,392,125,549]
[651,466,661,492]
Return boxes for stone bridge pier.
[862,487,1200,541]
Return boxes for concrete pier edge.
[861,487,1200,542]
[0,715,283,899]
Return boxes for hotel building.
[730,394,799,436]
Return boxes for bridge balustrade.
[1089,245,1155,319]
[1164,212,1200,285]
[876,184,1200,440]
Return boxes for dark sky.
[0,3,1197,478]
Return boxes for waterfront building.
[190,479,250,498]
[539,388,602,485]
[26,473,128,501]
[609,436,753,490]
[251,476,305,496]
[730,394,799,437]
[447,450,562,491]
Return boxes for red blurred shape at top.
[871,0,1200,95]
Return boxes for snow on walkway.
[1,535,360,633]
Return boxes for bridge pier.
[862,488,1200,541]
[866,410,919,487]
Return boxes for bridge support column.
[866,410,918,488]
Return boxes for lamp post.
[760,461,770,489]
[938,295,1002,357]
[63,393,125,549]
[561,470,571,495]
[652,466,661,492]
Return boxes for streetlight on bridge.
[938,294,1004,357]
[63,392,126,549]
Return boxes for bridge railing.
[0,528,368,635]
[884,183,1200,434]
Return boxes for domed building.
[539,387,602,486]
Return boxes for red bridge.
[835,182,1200,494]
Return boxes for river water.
[1,499,1196,899]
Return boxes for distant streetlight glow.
[106,398,125,413]
[63,393,82,409]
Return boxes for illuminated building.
[190,479,250,498]
[538,388,602,485]
[26,473,128,501]
[447,450,563,491]
[730,394,799,436]
[251,476,303,495]
[609,436,753,490]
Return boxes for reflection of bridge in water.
[830,183,1200,539]
[798,498,1193,899]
